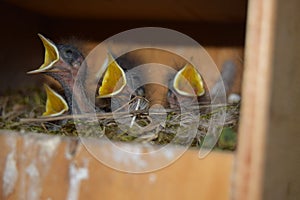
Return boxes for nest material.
[0,88,239,150]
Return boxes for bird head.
[27,34,85,91]
[173,63,205,97]
[97,53,127,98]
[168,63,207,108]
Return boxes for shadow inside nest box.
[0,1,245,93]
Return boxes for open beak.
[97,53,127,98]
[173,63,205,97]
[27,34,59,74]
[42,84,69,117]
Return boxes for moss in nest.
[156,131,176,145]
[0,88,240,150]
[217,127,237,150]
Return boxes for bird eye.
[65,49,73,58]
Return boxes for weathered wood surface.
[0,130,234,200]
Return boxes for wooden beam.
[234,0,300,199]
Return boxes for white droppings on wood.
[3,152,18,197]
[67,163,89,200]
[65,144,74,160]
[163,149,175,160]
[37,137,60,164]
[111,145,148,169]
[65,140,81,160]
[23,135,60,200]
[3,133,18,197]
[148,173,157,184]
[95,142,181,172]
[5,134,16,149]
[26,163,40,200]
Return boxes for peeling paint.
[67,163,89,200]
[3,152,18,197]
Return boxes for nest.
[0,88,239,150]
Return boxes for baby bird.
[29,34,211,118]
[28,34,127,116]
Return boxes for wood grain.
[234,0,300,199]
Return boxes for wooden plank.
[234,0,300,199]
[233,0,275,198]
[4,0,247,22]
[0,130,234,200]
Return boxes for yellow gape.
[97,53,127,98]
[27,34,59,74]
[173,63,205,97]
[43,84,69,117]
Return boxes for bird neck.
[71,75,96,114]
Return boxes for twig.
[20,103,235,123]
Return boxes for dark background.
[0,0,247,92]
